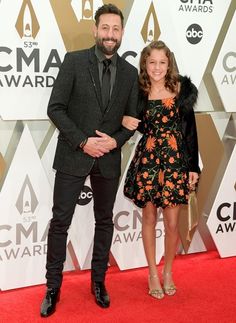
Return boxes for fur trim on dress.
[177,75,198,116]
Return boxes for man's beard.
[95,37,121,56]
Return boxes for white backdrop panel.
[0,125,52,290]
[0,0,66,120]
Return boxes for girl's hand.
[188,172,199,191]
[122,116,141,130]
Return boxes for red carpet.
[0,251,236,323]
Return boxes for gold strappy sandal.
[148,275,164,300]
[163,272,177,296]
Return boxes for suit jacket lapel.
[88,47,103,111]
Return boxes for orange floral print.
[158,170,164,185]
[162,98,174,109]
[166,180,175,189]
[162,116,168,123]
[168,135,177,151]
[123,96,189,209]
[163,199,169,205]
[142,157,148,164]
[146,136,156,152]
[173,172,178,179]
[143,171,149,179]
[169,157,175,164]
[156,192,161,198]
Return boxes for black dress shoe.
[40,288,60,317]
[91,281,110,308]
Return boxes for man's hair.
[94,3,124,27]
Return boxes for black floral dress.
[124,97,189,209]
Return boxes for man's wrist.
[112,138,117,149]
[79,138,88,150]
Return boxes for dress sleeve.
[181,109,200,173]
[177,76,200,173]
[136,93,147,134]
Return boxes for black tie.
[101,59,111,112]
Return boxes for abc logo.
[77,185,93,206]
[186,24,203,44]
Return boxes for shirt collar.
[95,45,117,66]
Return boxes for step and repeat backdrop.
[0,0,235,290]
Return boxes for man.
[40,3,139,317]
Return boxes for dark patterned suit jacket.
[48,46,139,179]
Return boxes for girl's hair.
[139,40,179,96]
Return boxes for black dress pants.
[46,160,119,288]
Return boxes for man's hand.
[83,137,110,157]
[82,131,117,157]
[122,116,141,130]
[95,130,117,150]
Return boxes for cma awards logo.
[15,0,40,39]
[112,209,163,244]
[122,2,160,62]
[215,201,236,234]
[15,175,38,218]
[221,52,236,85]
[0,0,61,89]
[0,175,48,261]
[178,0,213,13]
[141,2,160,43]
